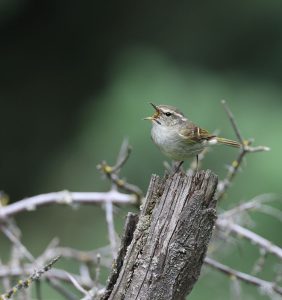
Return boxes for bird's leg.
[176,160,184,172]
[195,155,200,182]
[171,160,184,175]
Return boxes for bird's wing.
[178,123,215,143]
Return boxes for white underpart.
[151,122,206,161]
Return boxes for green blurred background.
[0,0,281,299]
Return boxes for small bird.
[144,103,241,169]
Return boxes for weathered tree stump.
[101,170,218,300]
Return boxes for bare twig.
[230,276,242,300]
[79,264,92,287]
[97,140,143,199]
[95,253,101,285]
[81,288,105,300]
[0,223,34,262]
[97,162,142,197]
[221,100,244,144]
[112,139,132,173]
[0,267,94,289]
[216,100,270,201]
[216,218,282,260]
[66,272,89,295]
[252,249,268,275]
[104,200,117,258]
[205,257,282,296]
[0,140,143,299]
[35,245,112,269]
[0,190,137,220]
[65,269,105,300]
[257,205,282,223]
[219,194,279,219]
[0,256,60,300]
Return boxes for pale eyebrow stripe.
[160,109,184,119]
[159,107,188,122]
[173,112,184,118]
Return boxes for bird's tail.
[215,137,241,148]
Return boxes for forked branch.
[216,100,270,200]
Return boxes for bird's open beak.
[143,103,159,121]
[150,102,159,111]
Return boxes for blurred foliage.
[0,0,282,299]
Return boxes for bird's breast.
[151,125,204,160]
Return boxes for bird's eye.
[165,112,172,117]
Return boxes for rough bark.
[101,170,218,300]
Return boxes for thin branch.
[216,100,270,201]
[35,245,112,269]
[0,190,137,220]
[257,205,282,222]
[205,257,282,296]
[216,151,245,200]
[0,223,34,262]
[112,139,132,173]
[244,145,271,153]
[97,163,143,198]
[0,267,94,290]
[0,256,60,300]
[97,140,143,199]
[219,194,279,219]
[65,272,89,295]
[104,200,117,259]
[252,249,267,275]
[216,218,282,260]
[81,288,105,300]
[230,276,242,300]
[221,100,244,144]
[66,270,105,300]
[79,264,92,286]
[95,253,101,285]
